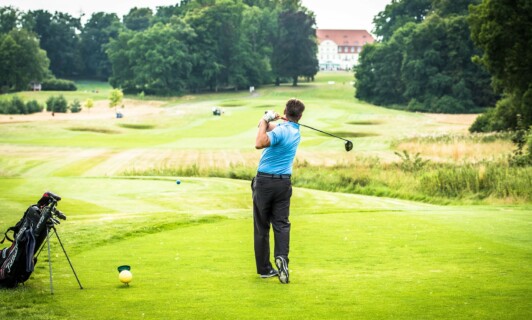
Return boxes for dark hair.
[285,98,305,121]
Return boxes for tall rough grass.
[393,132,515,162]
[121,158,531,204]
[419,163,531,200]
[395,132,513,144]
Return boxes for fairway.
[0,73,531,319]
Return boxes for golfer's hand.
[263,110,279,123]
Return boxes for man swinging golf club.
[252,98,305,284]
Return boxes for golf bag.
[0,191,65,288]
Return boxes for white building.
[316,29,375,71]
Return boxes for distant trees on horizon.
[0,0,318,95]
[2,0,529,133]
[354,0,531,132]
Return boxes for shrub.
[508,116,532,166]
[70,99,82,113]
[25,100,43,113]
[84,99,94,112]
[394,150,429,172]
[470,95,526,133]
[46,95,68,113]
[432,95,467,113]
[41,78,77,91]
[527,129,532,163]
[10,96,26,114]
[469,108,495,133]
[0,99,8,114]
[0,96,42,115]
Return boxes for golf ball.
[176,180,181,184]
[119,270,133,284]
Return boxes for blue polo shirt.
[257,121,301,175]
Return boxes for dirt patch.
[424,113,478,125]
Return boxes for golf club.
[281,117,353,152]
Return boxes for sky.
[0,0,391,34]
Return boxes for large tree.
[80,12,122,80]
[401,14,494,112]
[107,19,195,95]
[123,7,153,31]
[152,0,192,24]
[0,6,20,33]
[238,5,277,87]
[105,0,317,94]
[271,3,318,86]
[356,0,495,113]
[0,29,50,91]
[106,30,136,91]
[372,0,432,41]
[355,23,414,106]
[184,0,248,91]
[22,10,83,78]
[469,0,532,131]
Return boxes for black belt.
[257,172,291,179]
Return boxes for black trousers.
[251,176,292,274]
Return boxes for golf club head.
[345,140,353,152]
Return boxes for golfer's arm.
[255,120,273,149]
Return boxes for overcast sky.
[0,0,391,33]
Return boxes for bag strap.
[1,227,16,244]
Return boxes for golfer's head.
[284,98,305,122]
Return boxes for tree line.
[354,0,531,132]
[355,0,496,114]
[0,0,318,95]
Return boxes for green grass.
[0,177,530,319]
[0,72,531,319]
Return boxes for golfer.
[252,98,305,284]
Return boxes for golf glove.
[263,110,278,123]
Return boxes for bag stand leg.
[46,227,54,295]
[51,227,83,290]
[40,226,83,295]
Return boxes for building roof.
[316,29,375,46]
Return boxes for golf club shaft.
[281,117,351,142]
